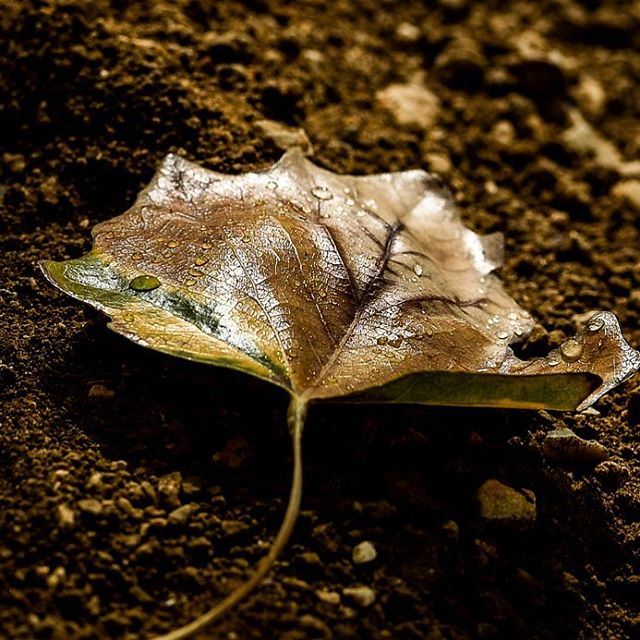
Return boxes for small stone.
[352,540,377,564]
[299,614,331,638]
[78,499,103,516]
[255,119,313,155]
[342,586,376,607]
[158,471,182,507]
[612,180,640,214]
[476,479,536,527]
[3,152,26,173]
[395,22,421,44]
[490,120,516,147]
[316,590,341,605]
[46,566,66,589]
[425,153,452,176]
[56,504,76,529]
[572,74,606,118]
[86,472,104,491]
[40,176,60,205]
[140,481,157,503]
[299,551,322,567]
[221,519,249,537]
[88,384,115,400]
[168,504,197,526]
[376,82,440,130]
[542,428,609,465]
[116,497,134,514]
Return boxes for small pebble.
[46,566,66,589]
[78,498,103,516]
[342,586,376,607]
[86,472,104,491]
[221,519,249,537]
[299,551,322,567]
[88,384,116,400]
[476,479,536,527]
[316,590,341,605]
[542,427,609,465]
[168,504,197,526]
[395,22,421,43]
[158,471,182,508]
[56,504,75,529]
[254,119,313,155]
[376,82,440,130]
[352,540,377,564]
[612,180,640,213]
[425,152,452,176]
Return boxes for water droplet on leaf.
[560,338,583,362]
[311,186,333,201]
[546,351,561,367]
[129,275,161,291]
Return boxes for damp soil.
[2,1,640,639]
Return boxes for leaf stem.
[151,396,307,640]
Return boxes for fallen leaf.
[41,150,640,639]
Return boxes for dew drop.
[560,338,583,362]
[508,311,518,321]
[497,329,509,340]
[129,275,161,292]
[188,268,205,278]
[587,317,605,333]
[194,256,208,266]
[345,198,355,206]
[266,180,278,190]
[167,240,179,248]
[311,185,333,201]
[425,326,434,337]
[546,350,561,367]
[413,264,423,276]
[201,241,212,250]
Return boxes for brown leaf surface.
[42,150,639,410]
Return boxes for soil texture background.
[2,0,640,638]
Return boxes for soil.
[2,1,640,639]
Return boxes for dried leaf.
[42,150,639,411]
[41,150,640,639]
